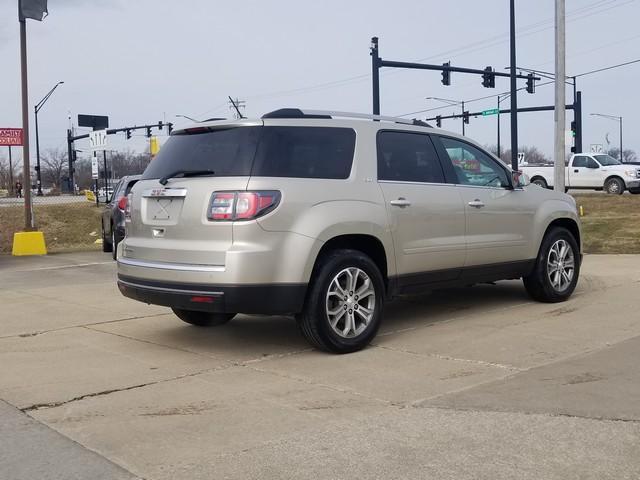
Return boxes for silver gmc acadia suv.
[117,109,582,353]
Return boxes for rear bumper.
[117,275,307,315]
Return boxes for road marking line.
[10,261,113,273]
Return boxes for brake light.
[124,193,132,222]
[207,191,280,221]
[117,196,128,211]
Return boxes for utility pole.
[371,37,380,115]
[554,0,566,192]
[19,19,33,230]
[228,97,246,119]
[509,0,519,172]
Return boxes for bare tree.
[41,148,68,188]
[606,148,637,163]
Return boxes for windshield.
[593,154,620,166]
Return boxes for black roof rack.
[261,108,432,128]
[262,108,332,119]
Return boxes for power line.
[575,58,640,77]
[195,0,633,111]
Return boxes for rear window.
[141,125,355,181]
[141,127,261,179]
[252,127,355,179]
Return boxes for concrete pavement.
[0,251,639,479]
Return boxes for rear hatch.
[124,120,262,265]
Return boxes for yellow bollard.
[579,205,584,217]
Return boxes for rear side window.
[377,131,445,183]
[141,127,261,180]
[252,127,355,179]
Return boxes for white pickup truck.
[521,153,640,194]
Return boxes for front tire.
[523,227,580,302]
[297,249,384,354]
[172,309,236,327]
[605,177,624,195]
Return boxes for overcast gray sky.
[1,0,639,164]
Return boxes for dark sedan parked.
[101,175,140,259]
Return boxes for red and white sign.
[0,128,24,146]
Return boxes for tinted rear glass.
[141,125,355,181]
[141,127,261,180]
[252,127,355,179]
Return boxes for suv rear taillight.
[124,193,132,222]
[117,196,128,211]
[207,191,281,221]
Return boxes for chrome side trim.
[118,257,225,272]
[118,279,223,296]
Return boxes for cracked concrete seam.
[0,312,173,340]
[416,403,640,424]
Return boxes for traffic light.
[526,74,535,94]
[146,127,152,138]
[126,129,132,140]
[436,115,442,128]
[167,123,173,135]
[570,121,577,153]
[463,111,470,124]
[158,121,163,130]
[441,61,451,86]
[482,66,495,88]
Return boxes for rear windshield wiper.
[159,169,215,185]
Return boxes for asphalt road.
[1,252,639,479]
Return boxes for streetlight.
[426,97,467,135]
[496,92,511,159]
[590,113,623,162]
[34,81,64,196]
[175,114,200,123]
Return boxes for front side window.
[438,137,510,188]
[572,156,588,167]
[377,131,445,183]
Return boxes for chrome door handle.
[390,198,411,207]
[468,199,485,208]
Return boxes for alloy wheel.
[547,239,575,292]
[325,267,376,338]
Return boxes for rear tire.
[297,249,384,354]
[523,227,580,303]
[102,223,113,253]
[605,177,624,195]
[531,177,548,189]
[172,309,236,327]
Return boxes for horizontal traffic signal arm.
[376,59,540,82]
[69,122,173,142]
[428,104,574,122]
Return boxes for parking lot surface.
[1,252,639,479]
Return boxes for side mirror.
[512,170,529,188]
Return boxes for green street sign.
[482,108,499,116]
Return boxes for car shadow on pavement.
[135,281,532,356]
